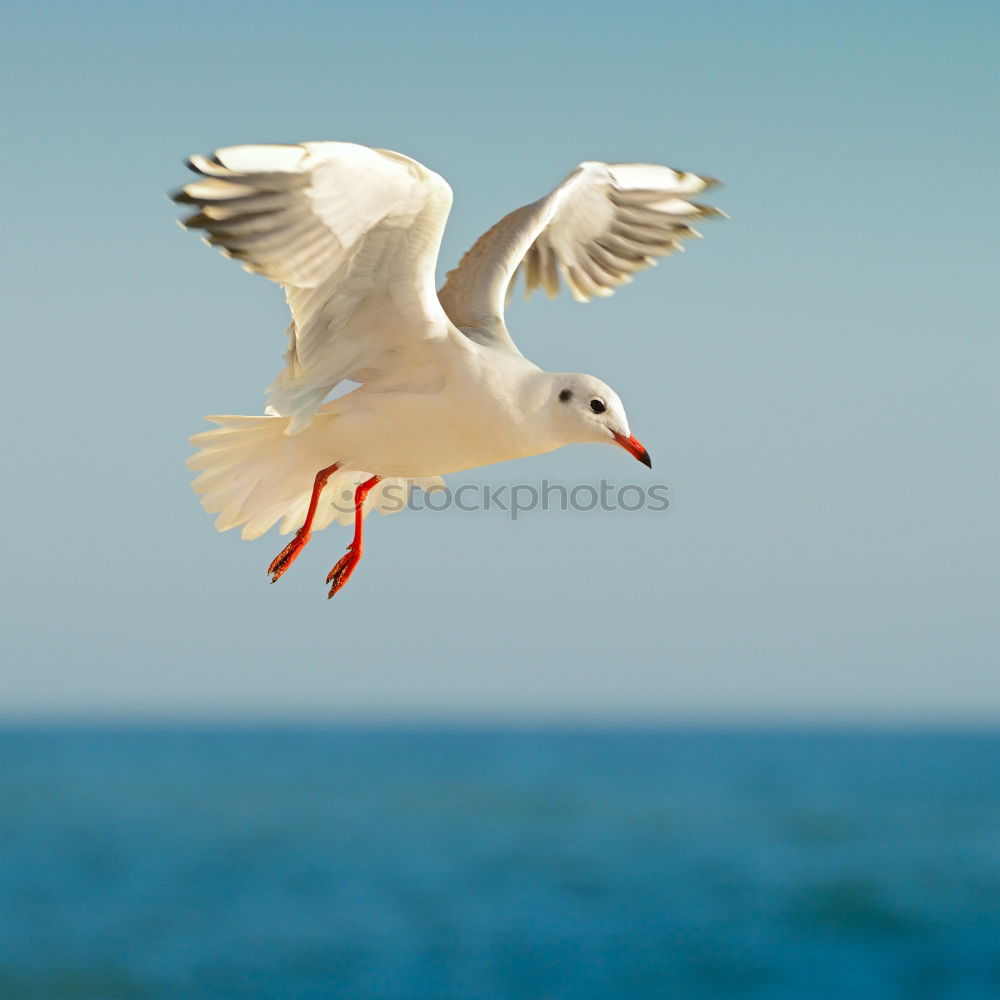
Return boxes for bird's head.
[547,373,651,468]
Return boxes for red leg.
[325,475,381,598]
[267,462,341,583]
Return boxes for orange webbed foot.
[325,544,361,598]
[267,530,309,584]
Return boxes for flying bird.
[175,142,722,597]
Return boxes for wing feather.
[437,160,723,354]
[174,142,457,432]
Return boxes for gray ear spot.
[559,389,573,402]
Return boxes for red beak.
[612,430,652,468]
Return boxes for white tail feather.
[188,408,444,540]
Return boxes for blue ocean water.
[0,728,997,1000]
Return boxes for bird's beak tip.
[612,431,652,469]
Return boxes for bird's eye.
[590,398,606,414]
[559,389,573,402]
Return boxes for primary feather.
[175,142,456,432]
[437,160,723,354]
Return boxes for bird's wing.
[174,142,458,431]
[437,161,722,354]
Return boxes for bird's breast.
[335,369,556,478]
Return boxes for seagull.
[175,142,722,597]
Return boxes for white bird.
[175,142,722,597]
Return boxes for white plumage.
[175,141,722,594]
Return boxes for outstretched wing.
[437,161,722,354]
[174,142,457,432]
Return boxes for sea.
[1,727,997,999]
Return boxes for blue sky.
[3,0,997,720]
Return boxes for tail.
[188,408,443,540]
